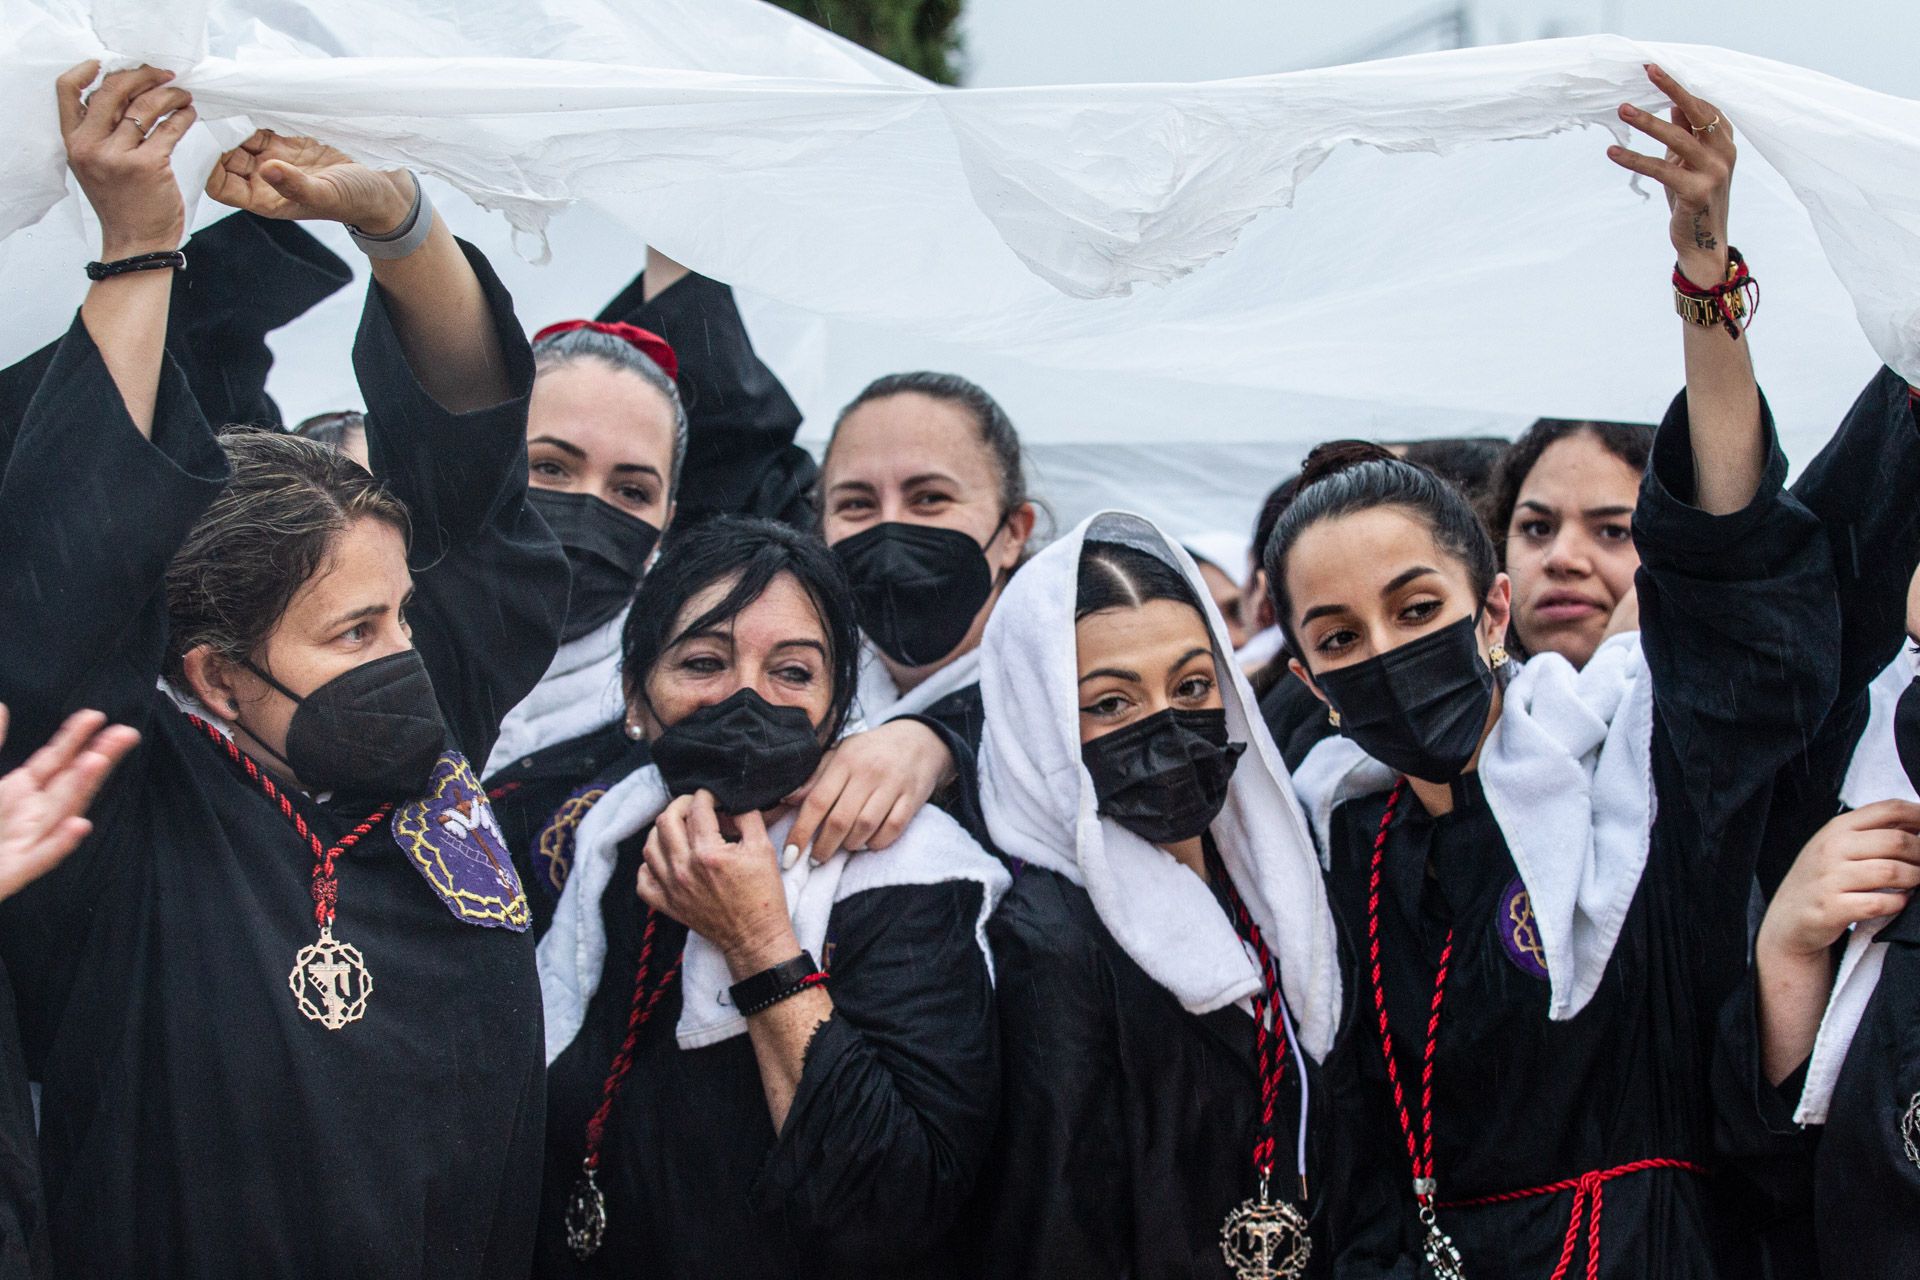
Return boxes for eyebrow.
[901,471,961,490]
[323,603,388,632]
[1079,666,1141,685]
[529,435,586,459]
[1174,646,1213,668]
[1517,499,1635,520]
[770,639,829,659]
[1298,565,1441,628]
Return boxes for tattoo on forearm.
[1691,209,1718,251]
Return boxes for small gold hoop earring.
[1488,643,1510,669]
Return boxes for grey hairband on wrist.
[346,172,433,260]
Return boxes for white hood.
[976,510,1341,1062]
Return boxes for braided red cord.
[186,714,391,928]
[1221,877,1292,1182]
[581,910,684,1170]
[1441,1158,1707,1280]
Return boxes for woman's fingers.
[869,795,915,853]
[38,727,140,822]
[143,106,196,154]
[686,789,724,850]
[1618,103,1711,172]
[784,765,849,865]
[1845,799,1920,835]
[1647,63,1726,139]
[82,67,173,141]
[1604,144,1687,187]
[119,85,192,138]
[54,62,99,137]
[18,711,108,788]
[636,842,667,910]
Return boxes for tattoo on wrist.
[1690,210,1718,252]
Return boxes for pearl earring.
[624,721,644,741]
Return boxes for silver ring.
[124,114,146,132]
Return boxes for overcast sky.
[962,0,1915,95]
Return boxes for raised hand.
[0,706,141,903]
[1606,63,1735,290]
[55,62,198,259]
[206,130,414,234]
[781,719,954,867]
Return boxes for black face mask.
[242,650,448,797]
[1313,614,1495,783]
[832,520,1001,668]
[528,488,661,643]
[1894,676,1920,795]
[1081,707,1246,845]
[650,688,826,815]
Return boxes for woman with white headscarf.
[971,511,1342,1279]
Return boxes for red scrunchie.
[531,319,679,381]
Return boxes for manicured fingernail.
[781,844,802,870]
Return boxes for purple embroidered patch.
[392,753,531,931]
[1497,876,1549,981]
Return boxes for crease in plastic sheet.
[3,0,1916,470]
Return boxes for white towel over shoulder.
[1293,631,1655,1023]
[977,511,1341,1062]
[537,763,1008,1063]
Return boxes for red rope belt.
[1441,1157,1708,1280]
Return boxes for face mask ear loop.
[232,659,307,780]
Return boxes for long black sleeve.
[1633,391,1837,845]
[748,881,998,1272]
[352,240,567,766]
[598,268,813,525]
[0,315,228,761]
[0,214,347,455]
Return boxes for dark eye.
[1597,522,1633,543]
[1516,519,1552,540]
[774,664,815,687]
[616,484,656,507]
[339,623,368,645]
[833,496,874,516]
[1314,628,1357,656]
[531,460,567,479]
[1176,675,1214,701]
[1080,693,1130,718]
[1402,600,1442,624]
[910,491,953,508]
[681,655,724,675]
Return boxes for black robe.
[974,863,1329,1278]
[596,267,813,527]
[1709,369,1920,1280]
[1324,395,1839,1279]
[898,682,999,857]
[0,244,568,1277]
[0,211,348,447]
[1259,672,1336,773]
[487,724,651,937]
[534,830,999,1277]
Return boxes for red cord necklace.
[1365,781,1466,1278]
[1366,780,1706,1280]
[1218,875,1312,1280]
[565,908,684,1261]
[188,715,392,1031]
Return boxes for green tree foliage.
[771,0,966,84]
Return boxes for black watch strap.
[729,952,825,1017]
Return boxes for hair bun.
[1296,439,1399,491]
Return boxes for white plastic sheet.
[5,0,1919,538]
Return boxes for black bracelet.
[729,952,827,1017]
[85,250,186,282]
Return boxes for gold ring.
[1689,113,1721,136]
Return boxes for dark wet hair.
[165,426,409,686]
[823,371,1030,518]
[622,516,861,742]
[1262,440,1498,660]
[532,325,691,499]
[1250,475,1302,581]
[1075,540,1205,622]
[1483,419,1653,564]
[1394,437,1511,509]
[291,410,366,454]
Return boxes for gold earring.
[1488,643,1509,669]
[1327,707,1341,727]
